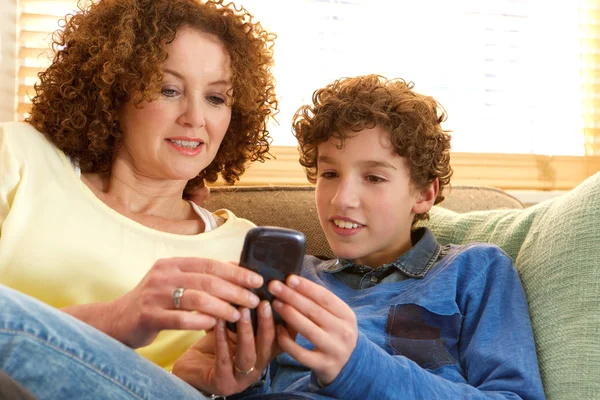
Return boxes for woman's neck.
[83,163,192,221]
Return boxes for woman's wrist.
[61,300,128,344]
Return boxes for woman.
[0,0,281,397]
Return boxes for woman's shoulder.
[0,121,57,156]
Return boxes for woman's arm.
[61,257,264,348]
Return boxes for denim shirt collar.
[323,227,441,279]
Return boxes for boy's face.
[315,126,436,267]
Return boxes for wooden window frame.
[227,146,600,190]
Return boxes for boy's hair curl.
[27,0,277,194]
[292,74,452,225]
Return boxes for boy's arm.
[273,253,545,400]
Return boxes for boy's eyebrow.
[360,160,398,170]
[163,68,231,86]
[317,155,335,164]
[317,156,397,170]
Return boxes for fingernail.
[272,299,282,310]
[270,281,282,294]
[210,318,217,327]
[217,319,225,330]
[288,275,299,287]
[249,274,262,286]
[249,294,260,307]
[262,302,272,317]
[232,309,241,321]
[242,308,251,322]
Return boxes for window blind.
[17,0,78,119]
[14,0,600,160]
[580,0,600,155]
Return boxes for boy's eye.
[366,175,385,183]
[161,88,180,97]
[320,171,338,179]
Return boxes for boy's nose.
[331,180,360,209]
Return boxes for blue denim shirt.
[329,227,446,289]
[232,228,546,400]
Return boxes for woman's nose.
[178,99,206,128]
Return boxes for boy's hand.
[172,301,285,396]
[269,275,358,385]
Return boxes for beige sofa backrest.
[204,185,524,258]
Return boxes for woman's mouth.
[167,139,202,149]
[166,138,204,156]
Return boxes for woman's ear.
[412,178,439,214]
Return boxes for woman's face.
[116,26,232,183]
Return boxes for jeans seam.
[0,329,145,400]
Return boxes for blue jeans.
[0,284,207,400]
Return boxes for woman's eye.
[207,95,226,105]
[161,88,179,97]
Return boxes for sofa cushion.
[425,172,600,400]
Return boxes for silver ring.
[172,287,185,310]
[234,364,255,375]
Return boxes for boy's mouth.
[332,219,364,229]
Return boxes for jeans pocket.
[386,303,460,370]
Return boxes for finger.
[233,308,258,375]
[276,324,323,370]
[268,280,335,328]
[271,298,333,352]
[256,300,278,365]
[214,319,235,379]
[177,288,248,323]
[174,258,263,289]
[286,275,351,319]
[181,275,261,310]
[145,309,217,332]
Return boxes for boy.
[185,75,546,399]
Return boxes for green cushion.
[425,172,600,400]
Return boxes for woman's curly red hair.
[27,0,277,194]
[292,74,452,225]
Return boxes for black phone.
[227,226,306,333]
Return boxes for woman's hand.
[269,275,358,386]
[107,257,263,348]
[173,300,288,396]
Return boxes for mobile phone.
[227,226,306,333]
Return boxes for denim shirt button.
[370,275,379,283]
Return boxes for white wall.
[0,0,17,122]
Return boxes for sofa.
[204,171,600,400]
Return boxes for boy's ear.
[412,178,439,214]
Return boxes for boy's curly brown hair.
[26,0,277,195]
[292,74,452,225]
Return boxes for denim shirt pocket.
[386,303,462,370]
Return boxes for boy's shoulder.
[438,241,517,282]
